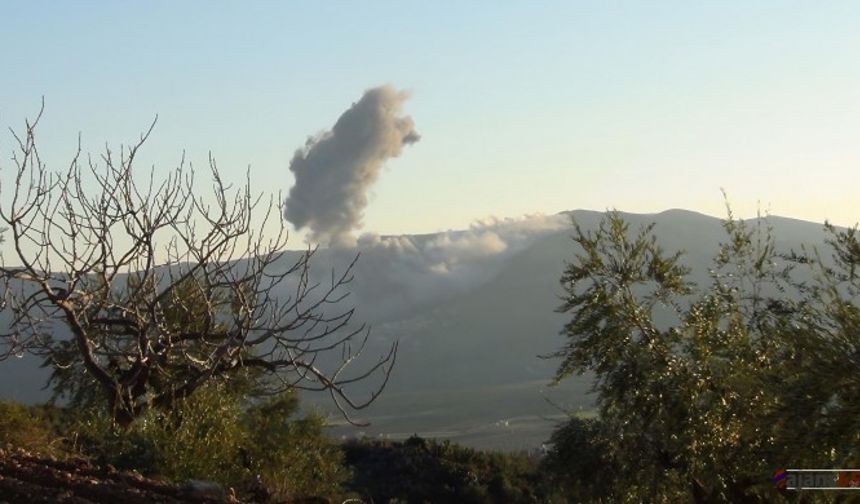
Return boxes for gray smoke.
[327,213,570,321]
[284,85,420,247]
[263,214,569,325]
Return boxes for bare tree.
[0,104,396,426]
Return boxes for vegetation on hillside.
[0,395,563,503]
[2,115,859,503]
[4,208,860,502]
[545,209,860,502]
[343,435,553,503]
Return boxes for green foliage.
[344,435,550,504]
[72,383,249,486]
[147,385,250,485]
[767,222,860,470]
[0,400,61,456]
[547,209,860,502]
[69,383,348,500]
[242,392,350,501]
[540,416,613,501]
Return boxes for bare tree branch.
[0,111,395,426]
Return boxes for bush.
[243,393,350,501]
[344,435,551,504]
[540,416,613,502]
[0,400,61,456]
[146,386,251,486]
[71,384,347,501]
[72,384,249,486]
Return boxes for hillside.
[304,209,833,450]
[0,209,837,450]
[0,447,237,503]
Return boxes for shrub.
[540,416,613,502]
[71,384,249,487]
[243,393,350,501]
[71,385,348,501]
[344,435,550,503]
[0,400,61,456]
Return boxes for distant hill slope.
[309,209,834,449]
[0,209,838,450]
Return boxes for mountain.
[0,209,837,450]
[305,209,832,450]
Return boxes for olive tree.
[548,209,808,502]
[0,106,396,426]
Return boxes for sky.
[1,0,860,244]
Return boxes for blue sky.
[2,1,859,240]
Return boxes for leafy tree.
[768,222,860,471]
[0,107,395,425]
[547,210,817,502]
[540,416,613,501]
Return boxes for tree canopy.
[548,208,860,502]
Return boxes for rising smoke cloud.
[281,86,570,321]
[283,85,420,247]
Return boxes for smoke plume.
[284,85,420,247]
[326,213,570,321]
